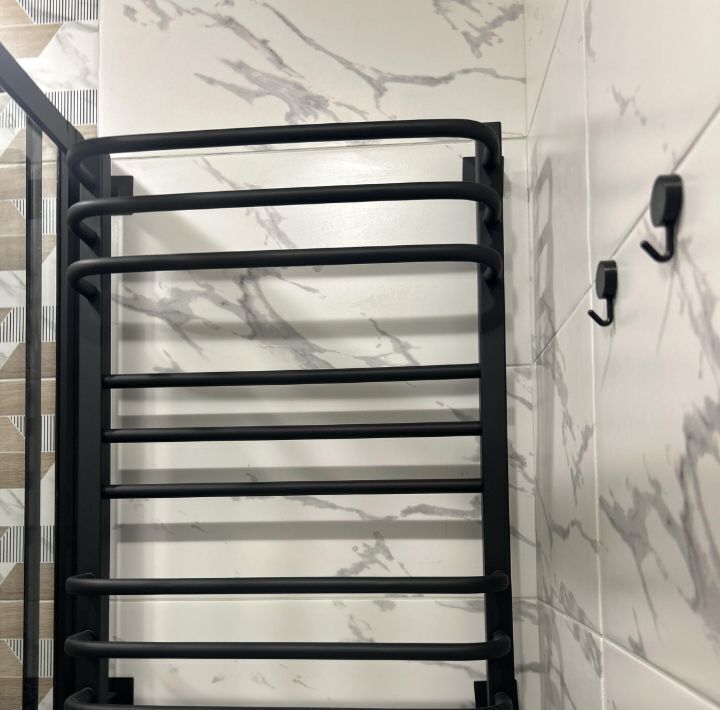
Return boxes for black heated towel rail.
[55,118,519,710]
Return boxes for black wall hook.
[588,260,617,327]
[640,174,683,262]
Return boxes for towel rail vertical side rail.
[70,154,113,703]
[471,127,518,709]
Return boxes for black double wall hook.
[588,260,617,327]
[640,175,683,262]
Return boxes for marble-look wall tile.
[585,0,720,262]
[110,140,531,365]
[603,641,720,710]
[593,104,720,703]
[536,295,599,630]
[111,597,540,708]
[110,369,537,597]
[18,21,98,91]
[523,0,568,127]
[528,0,590,356]
[99,5,535,704]
[106,136,537,705]
[538,602,602,710]
[107,141,536,595]
[99,0,526,138]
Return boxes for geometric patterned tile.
[0,204,24,237]
[0,563,54,600]
[0,343,56,378]
[0,452,55,488]
[0,24,61,58]
[0,236,56,271]
[0,418,25,452]
[0,601,53,636]
[0,380,56,415]
[0,678,53,708]
[0,0,32,26]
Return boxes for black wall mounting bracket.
[111,174,133,198]
[641,174,683,262]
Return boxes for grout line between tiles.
[519,0,529,139]
[604,98,720,267]
[526,0,572,135]
[533,288,590,363]
[578,0,605,650]
[537,598,599,637]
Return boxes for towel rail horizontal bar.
[67,181,501,245]
[64,687,514,710]
[66,119,500,189]
[103,421,482,443]
[66,572,507,596]
[102,477,483,499]
[67,243,502,298]
[104,363,482,389]
[64,630,511,660]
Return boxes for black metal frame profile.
[21,113,43,710]
[0,41,84,710]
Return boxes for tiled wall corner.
[523,0,567,130]
[536,295,599,631]
[537,602,602,710]
[527,0,590,356]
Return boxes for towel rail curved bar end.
[66,118,501,190]
[57,119,519,710]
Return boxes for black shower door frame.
[0,41,84,710]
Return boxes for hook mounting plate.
[588,260,617,327]
[650,174,683,227]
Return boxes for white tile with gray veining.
[523,0,568,128]
[109,140,531,366]
[103,128,538,708]
[584,0,720,263]
[107,140,536,597]
[110,367,536,596]
[536,295,600,631]
[527,0,590,356]
[99,0,526,139]
[97,5,538,703]
[593,102,720,703]
[19,21,98,92]
[537,602,602,710]
[110,597,540,708]
[603,640,720,710]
